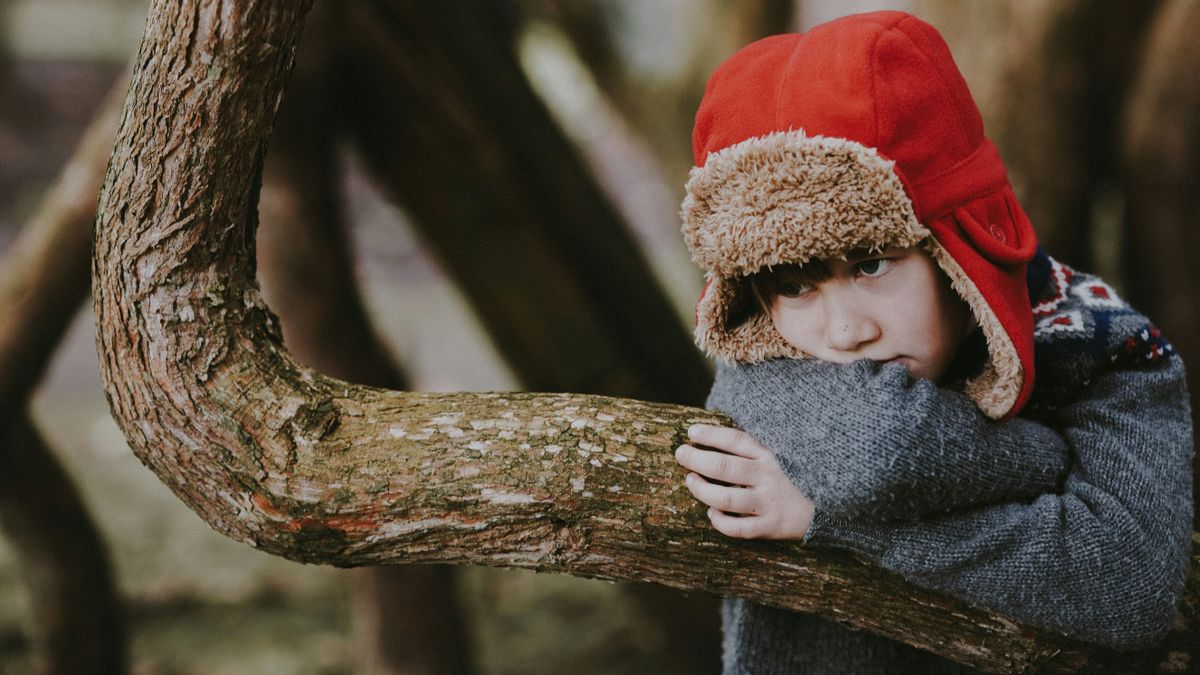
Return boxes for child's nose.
[823,302,881,352]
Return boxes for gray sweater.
[706,260,1194,674]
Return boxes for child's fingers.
[688,424,767,458]
[707,508,765,539]
[675,444,755,484]
[684,473,758,515]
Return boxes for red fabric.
[691,11,1039,417]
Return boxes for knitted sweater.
[706,253,1194,674]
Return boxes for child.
[673,11,1194,674]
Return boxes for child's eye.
[778,281,812,297]
[855,258,891,278]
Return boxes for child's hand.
[675,424,815,540]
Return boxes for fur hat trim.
[683,130,928,279]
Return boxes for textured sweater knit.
[705,252,1194,674]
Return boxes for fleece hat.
[682,10,1039,420]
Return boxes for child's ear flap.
[695,273,803,364]
[947,189,1038,267]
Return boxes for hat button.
[988,223,1007,243]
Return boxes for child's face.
[767,246,973,381]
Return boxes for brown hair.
[747,262,829,314]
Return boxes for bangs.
[746,259,831,313]
[751,261,829,296]
[745,246,885,312]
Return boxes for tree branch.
[92,1,1198,673]
[333,0,712,404]
[0,74,128,673]
[0,416,126,674]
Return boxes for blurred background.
[2,0,1197,673]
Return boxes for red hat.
[681,11,1038,420]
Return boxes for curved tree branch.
[93,2,1198,673]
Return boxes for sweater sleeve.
[706,357,1070,522]
[805,356,1194,648]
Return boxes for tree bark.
[258,8,475,671]
[92,2,1199,673]
[1120,0,1200,522]
[0,79,128,674]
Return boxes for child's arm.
[703,357,1071,521]
[795,357,1191,648]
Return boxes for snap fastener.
[988,223,1007,243]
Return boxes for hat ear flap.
[923,238,1026,420]
[950,188,1038,267]
[694,274,806,364]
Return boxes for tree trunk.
[918,0,1162,271]
[725,0,798,46]
[522,0,796,184]
[258,8,475,671]
[1120,0,1200,522]
[92,2,1199,672]
[0,417,126,675]
[0,79,128,674]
